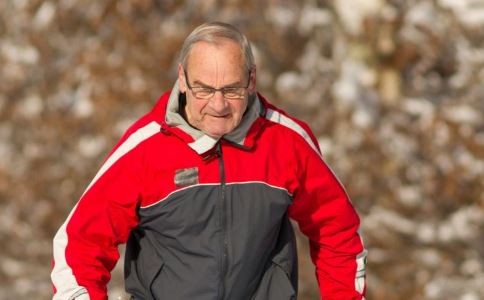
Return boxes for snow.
[16,94,43,118]
[397,185,421,208]
[298,6,332,34]
[73,84,94,118]
[34,1,56,29]
[78,135,107,158]
[267,6,297,29]
[438,0,484,27]
[438,206,484,242]
[1,41,39,64]
[443,105,482,125]
[334,0,384,35]
[364,207,417,235]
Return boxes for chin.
[204,123,235,137]
[207,131,226,138]
[206,128,231,138]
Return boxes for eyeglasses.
[184,69,251,100]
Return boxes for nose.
[208,90,228,112]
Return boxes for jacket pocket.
[127,259,164,300]
[251,257,296,300]
[125,231,165,300]
[251,216,298,300]
[148,260,165,299]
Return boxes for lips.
[209,114,230,119]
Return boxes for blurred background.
[1,0,483,299]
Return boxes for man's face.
[178,39,255,138]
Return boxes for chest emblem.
[174,167,199,187]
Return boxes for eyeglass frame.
[183,68,252,100]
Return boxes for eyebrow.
[191,78,244,89]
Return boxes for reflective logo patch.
[174,167,199,187]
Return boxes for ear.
[178,64,186,93]
[248,66,257,94]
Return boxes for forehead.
[186,39,245,75]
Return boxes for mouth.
[209,114,230,119]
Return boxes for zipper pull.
[215,141,222,156]
[202,143,222,161]
[202,152,216,161]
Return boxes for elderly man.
[52,22,367,300]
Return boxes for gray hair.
[179,22,255,73]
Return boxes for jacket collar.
[164,80,264,155]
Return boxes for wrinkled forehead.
[185,39,246,74]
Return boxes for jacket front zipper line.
[216,142,228,299]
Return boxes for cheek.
[187,100,205,118]
[233,102,248,118]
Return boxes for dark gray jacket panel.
[124,183,297,300]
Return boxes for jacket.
[52,81,367,300]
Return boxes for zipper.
[216,141,228,299]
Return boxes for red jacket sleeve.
[288,126,367,300]
[51,122,157,300]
